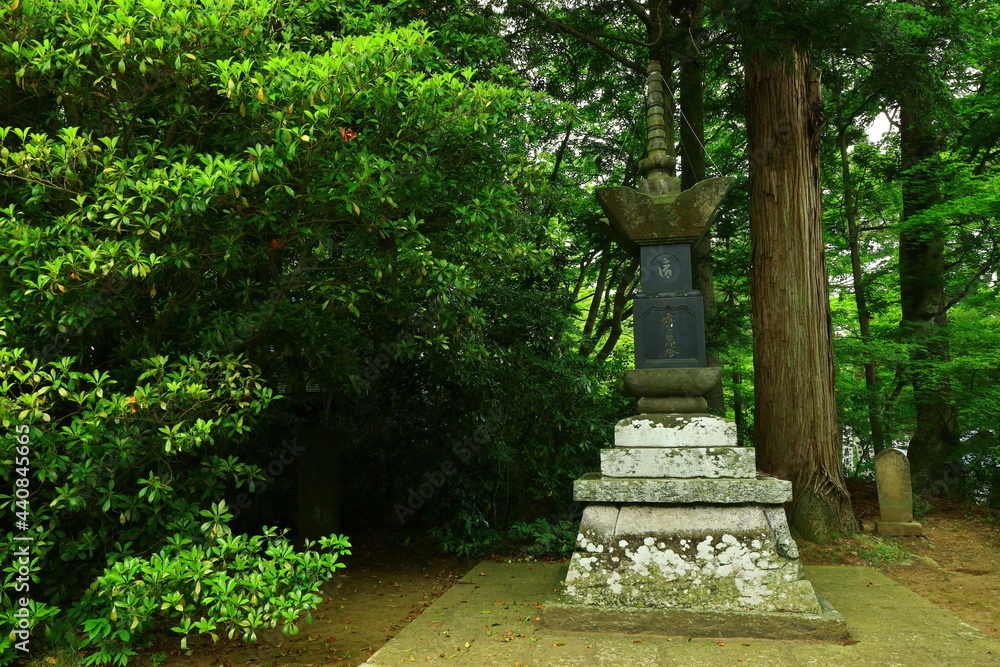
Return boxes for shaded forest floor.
[137,482,1000,667]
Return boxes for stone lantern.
[544,62,847,639]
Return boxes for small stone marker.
[875,449,923,537]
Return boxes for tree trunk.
[579,242,611,356]
[745,48,857,542]
[898,106,960,496]
[837,129,887,455]
[733,366,747,447]
[676,2,705,190]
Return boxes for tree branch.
[579,242,611,355]
[846,90,881,126]
[549,119,574,182]
[519,0,645,75]
[571,247,601,303]
[596,259,638,361]
[623,0,651,29]
[941,251,998,315]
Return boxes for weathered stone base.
[560,395,840,639]
[543,587,849,640]
[876,520,923,537]
[563,503,818,613]
[623,367,721,399]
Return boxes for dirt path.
[798,481,1000,640]
[155,534,473,666]
[885,510,1000,640]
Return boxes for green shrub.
[508,518,577,558]
[69,506,349,665]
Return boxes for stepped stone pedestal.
[544,369,848,639]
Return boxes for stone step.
[574,473,792,505]
[615,414,737,448]
[601,446,756,479]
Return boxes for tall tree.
[745,47,857,541]
[897,102,960,494]
[506,0,862,538]
[875,0,985,494]
[826,59,888,456]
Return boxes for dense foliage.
[2,0,1000,662]
[0,0,589,662]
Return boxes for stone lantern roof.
[595,61,732,254]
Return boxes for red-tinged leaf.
[271,238,280,249]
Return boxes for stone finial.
[637,61,676,192]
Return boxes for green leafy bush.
[0,0,556,661]
[508,518,577,558]
[428,516,579,560]
[70,506,349,665]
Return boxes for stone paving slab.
[363,561,1000,666]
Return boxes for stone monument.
[544,62,847,639]
[875,449,923,537]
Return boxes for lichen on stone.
[561,527,821,614]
